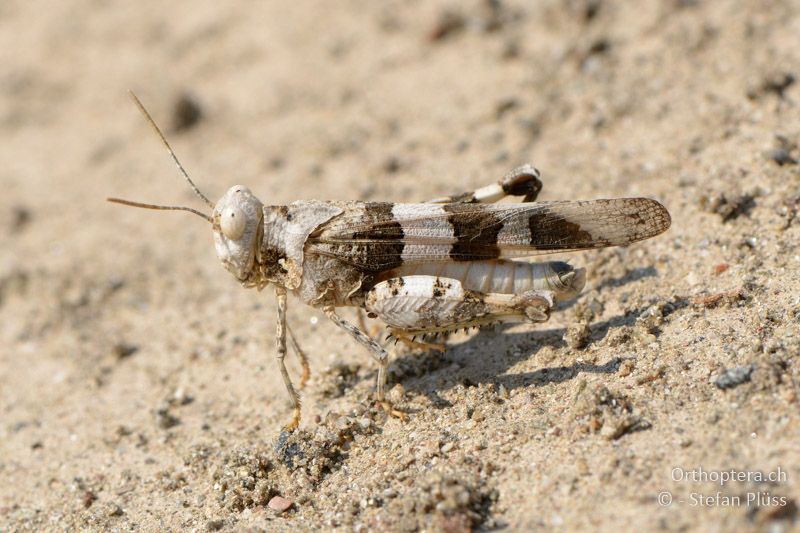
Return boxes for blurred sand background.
[1,0,799,531]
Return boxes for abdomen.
[380,259,585,302]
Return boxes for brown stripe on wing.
[520,198,670,251]
[350,203,405,271]
[308,202,406,272]
[443,203,503,261]
[528,208,598,248]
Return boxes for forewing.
[306,199,671,271]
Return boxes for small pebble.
[172,387,192,406]
[155,408,180,430]
[765,148,797,166]
[107,503,124,517]
[268,495,293,512]
[618,360,635,377]
[335,416,351,431]
[497,383,510,400]
[566,322,592,349]
[713,364,756,389]
[113,342,138,359]
[428,10,466,41]
[206,519,224,531]
[82,491,95,508]
[713,263,729,275]
[389,383,405,404]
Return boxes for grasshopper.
[110,93,671,431]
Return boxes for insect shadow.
[534,266,660,317]
[387,304,654,406]
[592,266,658,292]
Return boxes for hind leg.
[365,275,554,337]
[426,164,542,204]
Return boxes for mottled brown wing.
[306,199,671,272]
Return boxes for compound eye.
[220,206,246,240]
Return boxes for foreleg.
[275,287,302,432]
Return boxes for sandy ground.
[2,0,800,531]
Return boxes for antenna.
[106,197,212,223]
[128,91,215,208]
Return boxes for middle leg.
[286,323,311,389]
[324,306,407,420]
